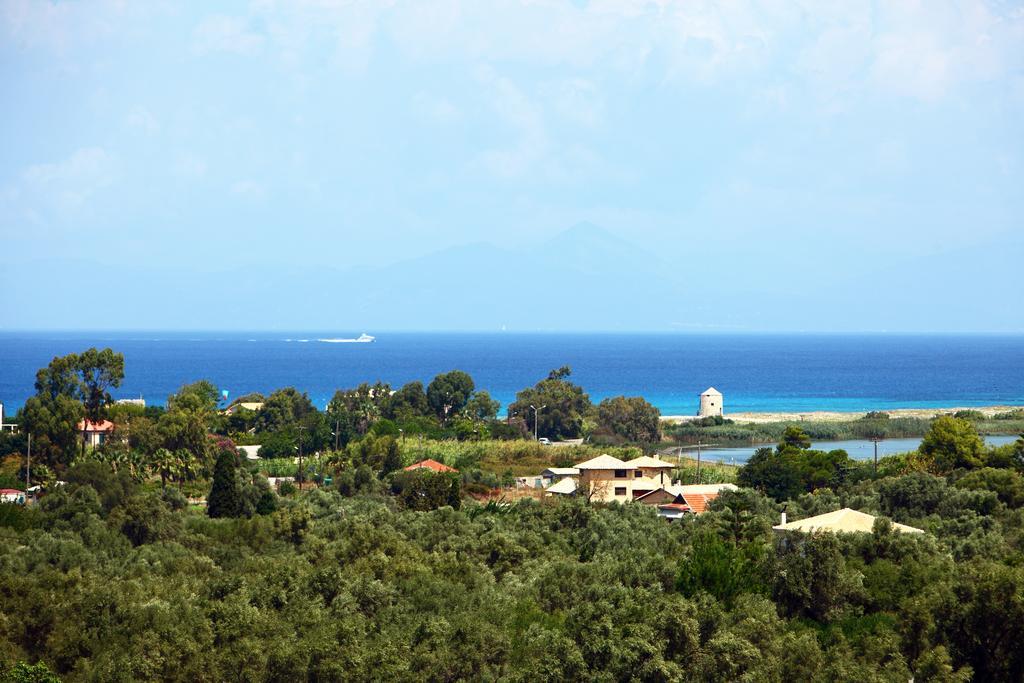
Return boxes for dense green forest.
[2,349,1024,681]
[3,446,1024,681]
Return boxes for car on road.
[538,437,551,445]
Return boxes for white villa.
[224,402,265,416]
[77,419,115,448]
[541,452,737,516]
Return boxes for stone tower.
[698,387,723,417]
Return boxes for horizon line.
[2,329,1023,337]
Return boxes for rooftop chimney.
[780,511,787,526]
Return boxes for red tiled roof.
[77,419,115,432]
[659,503,691,511]
[403,459,457,473]
[0,489,24,495]
[680,493,719,514]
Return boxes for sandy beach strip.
[661,405,1023,425]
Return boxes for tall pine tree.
[207,450,240,518]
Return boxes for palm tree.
[151,448,176,489]
[175,449,196,488]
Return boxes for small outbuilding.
[542,467,579,482]
[0,489,26,504]
[544,477,578,496]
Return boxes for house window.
[614,469,627,478]
[614,487,627,496]
[634,471,642,478]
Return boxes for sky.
[1,0,1022,332]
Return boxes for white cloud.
[412,92,461,123]
[5,0,1022,107]
[22,147,117,209]
[126,106,160,133]
[251,0,1023,104]
[174,154,208,179]
[474,67,547,178]
[193,15,265,56]
[547,78,605,129]
[230,179,265,199]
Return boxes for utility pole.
[297,424,305,490]
[530,404,546,441]
[696,441,702,484]
[675,442,716,483]
[26,433,31,492]
[870,436,883,475]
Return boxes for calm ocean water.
[0,332,1022,415]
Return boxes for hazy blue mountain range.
[3,223,1021,332]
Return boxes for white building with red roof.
[77,419,115,448]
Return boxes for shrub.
[111,493,182,546]
[160,486,188,511]
[955,468,1024,508]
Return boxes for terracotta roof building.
[77,419,115,447]
[403,459,458,473]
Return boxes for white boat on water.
[319,333,375,343]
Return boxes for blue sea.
[0,332,1022,416]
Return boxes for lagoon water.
[1,332,1023,416]
[677,435,1021,466]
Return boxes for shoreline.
[661,404,1022,425]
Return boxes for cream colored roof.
[575,454,635,470]
[543,467,580,476]
[545,477,578,495]
[773,508,924,535]
[625,456,676,469]
[227,402,264,413]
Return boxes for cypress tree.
[380,438,402,477]
[207,450,240,518]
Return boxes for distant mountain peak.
[535,222,672,274]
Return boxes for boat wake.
[318,333,375,343]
